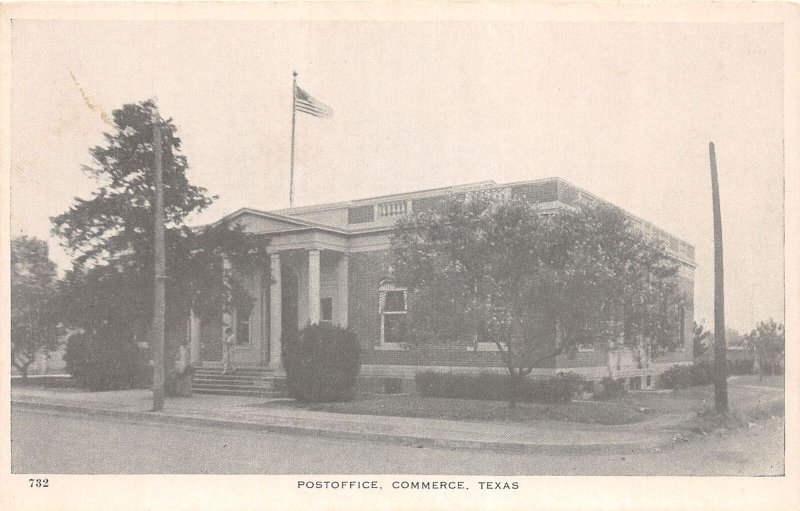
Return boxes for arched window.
[379,279,407,344]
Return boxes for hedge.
[593,377,627,400]
[660,358,757,390]
[414,371,584,404]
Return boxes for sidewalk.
[12,387,688,454]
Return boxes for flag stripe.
[295,103,333,117]
[296,99,332,113]
[296,107,332,117]
[295,106,332,118]
[294,85,333,117]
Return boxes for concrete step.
[194,374,280,381]
[195,367,275,375]
[192,380,282,390]
[191,367,286,397]
[192,388,280,397]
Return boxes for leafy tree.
[52,100,268,390]
[11,236,59,378]
[726,327,744,347]
[693,321,712,358]
[745,319,784,379]
[390,193,685,407]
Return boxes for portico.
[189,209,352,372]
[264,246,349,371]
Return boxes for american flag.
[294,85,333,118]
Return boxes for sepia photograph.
[1,1,798,510]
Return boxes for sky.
[9,19,784,333]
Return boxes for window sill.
[576,347,596,353]
[374,343,409,351]
[467,343,500,352]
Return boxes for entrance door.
[281,266,299,343]
[200,308,223,362]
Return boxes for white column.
[269,253,282,371]
[335,253,349,327]
[221,256,234,373]
[189,309,201,366]
[308,249,321,324]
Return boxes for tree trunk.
[709,142,729,413]
[508,370,519,409]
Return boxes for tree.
[725,327,744,347]
[745,319,784,380]
[11,236,59,378]
[693,321,712,358]
[390,192,685,407]
[52,100,268,391]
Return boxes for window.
[380,280,407,344]
[320,297,333,322]
[678,305,686,346]
[235,309,250,345]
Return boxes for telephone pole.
[152,113,166,412]
[709,141,729,413]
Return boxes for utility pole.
[152,113,166,412]
[709,141,728,413]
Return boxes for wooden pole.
[289,71,298,207]
[152,113,166,412]
[709,141,728,413]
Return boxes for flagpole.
[289,71,297,207]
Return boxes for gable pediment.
[227,210,312,234]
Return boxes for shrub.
[65,329,151,391]
[659,360,717,389]
[414,371,584,404]
[690,359,715,386]
[757,359,783,376]
[282,323,361,402]
[593,377,627,400]
[658,364,692,389]
[728,358,754,376]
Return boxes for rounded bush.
[65,329,151,391]
[593,377,627,400]
[282,323,361,402]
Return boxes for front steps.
[192,367,286,397]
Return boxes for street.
[12,407,784,475]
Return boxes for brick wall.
[361,346,507,368]
[348,250,391,348]
[554,349,608,369]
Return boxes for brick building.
[189,178,695,391]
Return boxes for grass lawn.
[277,375,784,427]
[285,395,650,425]
[620,375,784,416]
[617,375,784,431]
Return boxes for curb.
[12,399,668,455]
